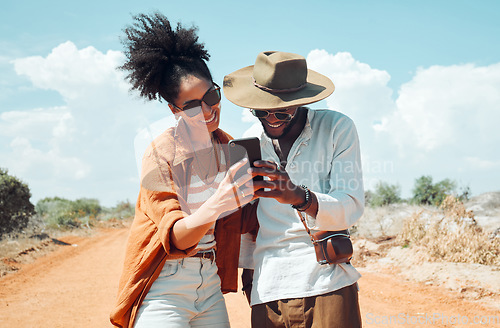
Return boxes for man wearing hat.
[223,51,364,327]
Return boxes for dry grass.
[0,236,60,277]
[0,218,131,278]
[397,195,500,266]
[0,199,134,274]
[353,204,429,238]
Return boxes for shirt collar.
[172,117,200,166]
[171,117,223,167]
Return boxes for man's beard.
[262,110,301,139]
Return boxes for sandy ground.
[1,226,499,328]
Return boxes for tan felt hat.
[223,51,334,110]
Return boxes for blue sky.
[1,0,499,206]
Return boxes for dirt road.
[0,227,498,327]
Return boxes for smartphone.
[228,137,263,182]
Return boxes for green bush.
[112,200,135,218]
[411,175,456,206]
[71,198,102,216]
[36,197,102,229]
[0,168,36,237]
[369,181,401,207]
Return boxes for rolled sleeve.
[315,191,364,230]
[137,188,196,256]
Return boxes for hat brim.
[223,65,334,110]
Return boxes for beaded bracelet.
[291,185,312,212]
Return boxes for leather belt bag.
[296,210,353,265]
[311,230,353,265]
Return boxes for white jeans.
[134,257,230,328]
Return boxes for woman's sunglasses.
[250,108,296,122]
[171,83,221,117]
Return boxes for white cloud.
[0,106,84,180]
[9,137,90,180]
[307,49,395,128]
[2,41,166,206]
[383,63,500,152]
[0,106,74,145]
[13,41,128,101]
[305,49,402,188]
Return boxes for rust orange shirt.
[110,125,257,328]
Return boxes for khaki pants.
[251,283,361,328]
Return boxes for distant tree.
[412,175,456,206]
[0,168,35,237]
[369,181,402,207]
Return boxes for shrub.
[0,168,35,237]
[411,175,456,206]
[112,200,135,218]
[369,181,401,207]
[36,197,102,229]
[70,198,102,216]
[398,196,500,266]
[99,200,135,221]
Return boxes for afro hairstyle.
[119,12,213,104]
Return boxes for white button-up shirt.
[251,108,364,305]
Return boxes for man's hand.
[250,160,306,206]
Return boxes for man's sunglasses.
[250,108,296,122]
[171,83,221,117]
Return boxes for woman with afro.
[110,12,258,328]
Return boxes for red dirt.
[0,227,498,327]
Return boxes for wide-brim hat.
[223,51,334,110]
